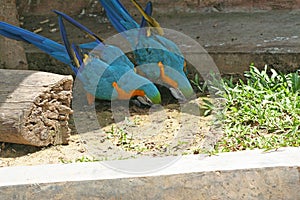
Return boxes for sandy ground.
[0,96,222,167]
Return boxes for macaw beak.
[137,95,153,106]
[131,95,153,107]
[169,87,187,103]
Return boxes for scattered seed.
[40,19,50,24]
[49,28,58,33]
[1,143,5,150]
[49,23,56,27]
[80,9,86,15]
[33,27,43,33]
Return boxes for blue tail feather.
[0,21,74,70]
[53,10,104,45]
[140,1,153,28]
[98,0,139,32]
[57,15,74,64]
[72,43,84,67]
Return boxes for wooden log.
[0,0,28,69]
[0,69,73,146]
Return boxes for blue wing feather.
[78,41,98,50]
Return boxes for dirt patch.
[0,96,222,167]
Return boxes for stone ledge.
[20,11,300,76]
[0,147,299,199]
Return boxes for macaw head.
[157,61,194,101]
[136,82,162,105]
[111,70,161,106]
[134,46,194,102]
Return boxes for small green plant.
[106,125,133,149]
[59,157,72,164]
[213,64,300,152]
[75,156,99,162]
[202,98,215,116]
[190,73,208,94]
[59,156,100,163]
[105,124,157,153]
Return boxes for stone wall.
[16,0,300,17]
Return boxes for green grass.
[106,125,134,150]
[105,124,147,152]
[211,64,300,152]
[59,156,101,163]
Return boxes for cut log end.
[24,77,73,146]
[0,69,73,147]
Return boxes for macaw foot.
[86,92,95,105]
[157,62,178,88]
[157,62,187,102]
[112,82,145,100]
[112,82,153,107]
[183,60,188,75]
[147,27,152,37]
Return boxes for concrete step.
[0,147,299,199]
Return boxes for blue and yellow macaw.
[54,10,161,105]
[0,11,161,106]
[98,0,194,101]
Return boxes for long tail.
[53,10,132,68]
[56,14,87,82]
[0,22,73,67]
[98,0,163,38]
[140,1,153,28]
[98,0,140,32]
[53,10,104,45]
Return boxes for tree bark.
[0,0,28,69]
[0,69,73,146]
